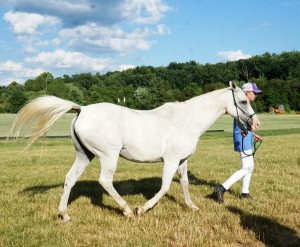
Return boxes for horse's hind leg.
[177,160,199,211]
[135,158,180,216]
[58,149,94,222]
[98,153,133,217]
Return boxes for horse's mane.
[185,87,229,103]
[147,87,229,117]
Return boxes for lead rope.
[241,135,262,157]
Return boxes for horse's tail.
[9,95,81,149]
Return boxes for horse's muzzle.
[248,115,260,131]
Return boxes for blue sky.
[0,0,300,86]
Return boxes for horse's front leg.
[177,159,199,211]
[99,154,134,217]
[135,158,180,216]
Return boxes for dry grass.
[1,127,299,246]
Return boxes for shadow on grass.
[184,171,234,202]
[172,171,219,189]
[183,172,252,202]
[21,177,178,215]
[22,171,241,214]
[187,171,219,187]
[227,206,300,247]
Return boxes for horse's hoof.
[190,205,200,211]
[134,206,144,217]
[58,212,71,222]
[123,210,134,218]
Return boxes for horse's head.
[226,81,260,131]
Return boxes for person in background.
[214,82,263,203]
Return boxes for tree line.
[0,51,300,113]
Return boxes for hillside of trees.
[0,51,300,113]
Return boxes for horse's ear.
[229,81,236,90]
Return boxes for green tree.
[72,73,98,90]
[5,82,27,113]
[134,87,152,109]
[24,72,53,91]
[9,90,27,113]
[182,83,203,100]
[1,51,300,112]
[203,82,225,93]
[46,78,69,98]
[67,84,84,104]
[0,92,10,113]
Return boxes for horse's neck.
[182,89,228,135]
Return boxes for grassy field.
[0,114,300,246]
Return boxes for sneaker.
[240,193,251,199]
[214,185,226,203]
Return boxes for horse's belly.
[119,142,164,163]
[119,149,163,163]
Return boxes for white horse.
[10,81,260,221]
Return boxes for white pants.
[222,149,254,194]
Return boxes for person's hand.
[253,133,263,141]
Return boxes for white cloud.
[25,49,134,72]
[217,50,252,61]
[122,0,171,24]
[0,60,23,72]
[3,2,171,56]
[13,0,171,27]
[118,64,136,71]
[0,77,23,86]
[13,0,120,27]
[0,60,45,86]
[0,0,171,84]
[3,11,59,35]
[24,45,37,53]
[156,24,171,35]
[58,23,154,54]
[0,0,15,7]
[23,68,46,78]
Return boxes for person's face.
[246,91,258,102]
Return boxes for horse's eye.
[240,100,247,105]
